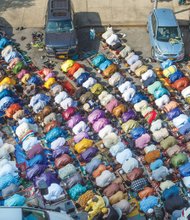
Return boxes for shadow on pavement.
[0,0,34,12]
[0,17,13,37]
[74,12,102,57]
[74,12,102,28]
[181,26,190,56]
[175,7,190,14]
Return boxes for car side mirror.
[182,33,184,37]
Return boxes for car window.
[22,209,47,220]
[157,26,181,42]
[151,13,156,37]
[46,20,73,33]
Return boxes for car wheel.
[146,23,149,33]
[151,47,155,59]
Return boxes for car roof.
[0,207,22,220]
[154,8,177,27]
[48,0,71,21]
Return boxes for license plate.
[169,58,174,60]
[57,55,66,59]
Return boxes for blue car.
[45,0,78,58]
[147,8,184,62]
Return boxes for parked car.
[45,0,78,58]
[147,8,184,62]
[1,207,74,220]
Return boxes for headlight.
[70,45,77,49]
[154,46,162,55]
[69,45,77,53]
[45,46,54,53]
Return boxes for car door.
[148,11,157,48]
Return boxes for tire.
[151,47,155,59]
[146,23,149,33]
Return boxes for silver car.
[1,207,74,220]
[147,8,184,62]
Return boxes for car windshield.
[22,208,47,220]
[46,20,73,33]
[157,26,181,42]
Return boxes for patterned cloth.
[131,178,148,192]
